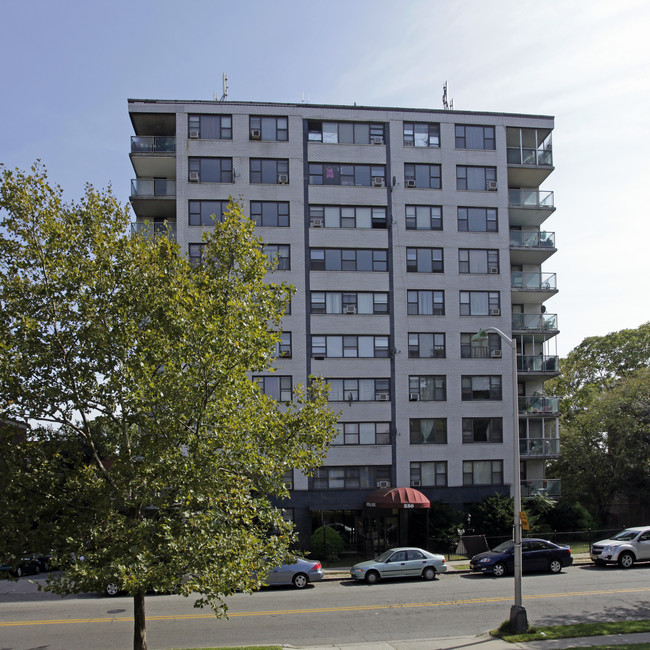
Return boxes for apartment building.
[128,99,560,551]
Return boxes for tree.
[0,163,338,650]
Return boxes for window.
[275,332,291,358]
[311,335,389,358]
[188,157,233,183]
[308,121,384,144]
[462,418,503,443]
[403,122,440,148]
[311,465,391,489]
[460,332,501,359]
[189,200,229,226]
[404,164,441,189]
[188,243,205,266]
[409,419,447,444]
[459,291,500,316]
[463,460,503,485]
[263,244,290,270]
[308,163,386,186]
[250,159,289,184]
[332,422,391,445]
[455,125,495,150]
[309,205,387,229]
[309,249,388,272]
[406,248,444,273]
[458,207,498,232]
[408,333,445,358]
[456,166,497,191]
[405,205,442,230]
[411,461,447,486]
[461,375,502,401]
[409,376,446,401]
[326,378,390,402]
[251,201,289,227]
[458,249,499,274]
[249,116,288,141]
[254,375,292,402]
[407,290,445,315]
[188,114,232,140]
[310,291,388,315]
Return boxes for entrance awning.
[363,486,430,509]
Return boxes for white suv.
[590,526,650,568]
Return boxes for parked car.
[470,538,573,576]
[590,526,650,568]
[0,553,51,578]
[350,547,447,585]
[264,557,324,589]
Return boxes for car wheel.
[549,559,562,574]
[105,583,120,597]
[292,573,308,589]
[365,570,379,585]
[422,566,436,581]
[492,562,507,577]
[618,552,635,569]
[15,567,22,578]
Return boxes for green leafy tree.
[310,526,344,562]
[467,493,514,538]
[0,163,338,650]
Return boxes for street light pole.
[471,327,527,632]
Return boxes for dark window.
[309,205,387,229]
[275,332,291,358]
[459,291,500,316]
[188,114,232,140]
[308,121,384,144]
[263,244,290,270]
[250,116,288,141]
[455,125,495,150]
[311,465,391,489]
[333,422,391,445]
[463,460,503,485]
[326,378,390,402]
[458,207,498,232]
[408,332,445,358]
[404,164,441,189]
[251,201,289,227]
[309,249,388,272]
[410,461,447,486]
[188,157,233,183]
[308,163,385,186]
[310,335,389,358]
[406,248,444,273]
[405,205,442,230]
[188,243,205,266]
[250,159,289,184]
[409,419,447,444]
[403,122,440,148]
[407,290,445,315]
[461,375,502,401]
[189,200,229,226]
[460,332,501,358]
[462,418,503,443]
[254,375,292,401]
[409,376,446,401]
[310,291,388,315]
[458,249,499,274]
[456,166,497,191]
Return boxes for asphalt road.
[1,563,650,649]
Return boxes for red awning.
[364,486,430,509]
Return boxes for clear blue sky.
[2,0,649,356]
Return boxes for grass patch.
[492,618,650,643]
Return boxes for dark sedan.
[470,538,572,576]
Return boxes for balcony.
[130,179,176,219]
[511,271,557,304]
[506,127,554,187]
[510,230,556,265]
[517,354,560,377]
[520,438,560,458]
[131,220,176,241]
[518,395,560,415]
[522,478,561,498]
[508,189,555,227]
[512,313,558,337]
[130,136,176,177]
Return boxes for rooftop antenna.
[442,81,454,110]
[214,73,228,101]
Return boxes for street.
[1,564,649,649]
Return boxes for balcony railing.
[510,230,555,249]
[131,136,176,153]
[511,271,556,291]
[520,438,560,457]
[508,189,554,209]
[130,179,176,197]
[512,313,558,332]
[507,146,553,167]
[517,355,559,373]
[518,395,560,415]
[522,478,561,498]
[131,221,176,241]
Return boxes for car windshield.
[492,541,513,553]
[375,550,395,563]
[611,529,641,541]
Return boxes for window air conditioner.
[489,267,499,274]
[405,179,416,188]
[278,174,289,184]
[372,176,385,187]
[250,129,261,140]
[311,219,324,228]
[411,480,421,487]
[189,171,200,182]
[404,140,415,146]
[490,308,501,316]
[371,136,384,145]
[409,393,420,401]
[189,130,200,139]
[344,305,356,314]
[377,393,389,401]
[377,480,390,488]
[491,350,502,358]
[488,181,498,191]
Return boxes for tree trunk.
[133,589,147,650]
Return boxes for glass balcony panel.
[512,313,557,332]
[542,313,557,330]
[511,272,556,290]
[521,478,561,497]
[519,438,560,456]
[131,179,175,196]
[510,231,555,248]
[131,221,176,240]
[518,396,560,414]
[517,355,559,373]
[508,189,555,209]
[131,136,176,153]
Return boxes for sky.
[1,0,649,357]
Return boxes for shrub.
[310,526,344,561]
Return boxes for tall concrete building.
[128,99,560,550]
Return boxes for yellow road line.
[1,587,649,627]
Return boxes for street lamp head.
[471,329,488,343]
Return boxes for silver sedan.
[265,557,324,589]
[350,547,447,584]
